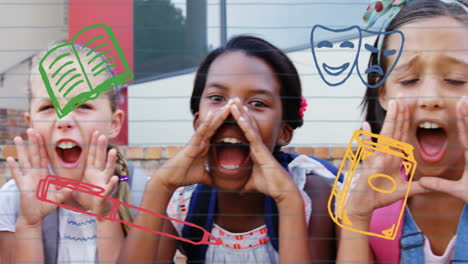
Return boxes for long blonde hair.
[111,147,133,235]
[29,43,134,235]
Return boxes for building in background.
[0,0,370,147]
[128,0,371,147]
[0,0,68,143]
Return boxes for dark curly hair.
[190,35,304,129]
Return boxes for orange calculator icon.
[328,130,417,240]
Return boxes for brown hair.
[361,0,468,134]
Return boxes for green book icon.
[38,24,133,118]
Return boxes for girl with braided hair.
[0,43,147,264]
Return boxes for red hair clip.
[299,97,308,119]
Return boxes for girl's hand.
[229,99,312,263]
[152,100,233,191]
[6,129,71,226]
[73,131,119,217]
[345,100,426,223]
[230,99,301,204]
[419,99,468,203]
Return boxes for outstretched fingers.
[360,122,374,168]
[203,100,233,142]
[189,111,213,147]
[36,132,48,170]
[377,99,410,145]
[419,177,459,194]
[103,148,117,183]
[6,157,21,182]
[87,131,99,171]
[456,98,468,167]
[102,176,119,197]
[380,100,398,140]
[14,136,30,176]
[53,184,73,204]
[27,129,41,171]
[231,101,277,168]
[190,100,233,150]
[95,134,109,171]
[230,101,261,149]
[7,130,49,191]
[403,179,427,198]
[399,100,410,143]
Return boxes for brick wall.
[0,108,28,145]
[0,145,347,184]
[0,144,346,263]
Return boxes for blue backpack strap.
[265,151,299,251]
[452,204,468,262]
[181,184,217,263]
[42,208,59,264]
[400,209,425,264]
[181,151,340,261]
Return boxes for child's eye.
[208,95,224,102]
[445,79,465,86]
[40,105,54,111]
[400,79,419,86]
[78,104,92,109]
[249,100,267,108]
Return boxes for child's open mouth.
[210,122,252,178]
[214,137,250,171]
[55,139,83,168]
[416,121,448,163]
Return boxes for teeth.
[418,122,440,129]
[57,141,77,149]
[221,164,239,170]
[221,137,242,144]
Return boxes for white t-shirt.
[424,235,456,264]
[166,155,338,263]
[0,166,148,263]
[57,207,97,263]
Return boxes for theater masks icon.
[311,25,361,86]
[357,29,405,88]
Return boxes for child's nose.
[55,115,75,130]
[418,97,444,110]
[417,81,445,110]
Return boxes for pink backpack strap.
[369,200,403,263]
[369,168,409,263]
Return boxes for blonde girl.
[0,44,146,263]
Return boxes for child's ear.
[109,109,124,139]
[277,123,293,147]
[193,112,200,130]
[377,83,389,111]
[24,112,32,127]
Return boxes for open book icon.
[39,24,133,118]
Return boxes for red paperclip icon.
[37,175,222,246]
